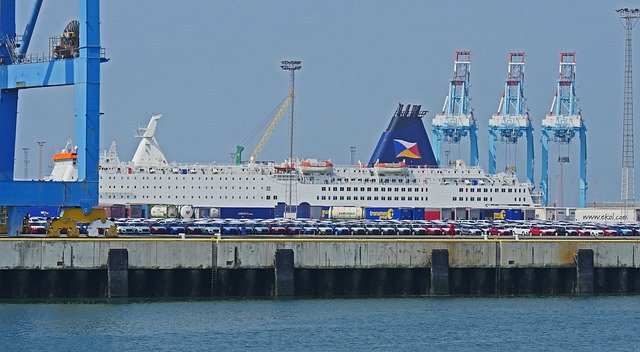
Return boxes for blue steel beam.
[579,128,587,207]
[18,0,43,56]
[470,124,478,166]
[526,127,534,185]
[541,130,549,206]
[0,0,17,180]
[0,59,76,88]
[488,130,497,174]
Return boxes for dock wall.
[1,238,639,297]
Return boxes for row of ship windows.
[104,176,266,181]
[453,197,493,202]
[101,185,266,191]
[102,194,279,200]
[459,187,524,193]
[322,186,427,192]
[103,175,438,184]
[317,195,429,201]
[451,197,527,202]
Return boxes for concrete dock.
[0,237,639,297]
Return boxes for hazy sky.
[12,0,640,207]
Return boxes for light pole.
[281,60,301,210]
[37,141,45,180]
[22,147,29,179]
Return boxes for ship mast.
[281,60,301,211]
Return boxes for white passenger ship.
[49,104,537,216]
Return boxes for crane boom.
[249,91,292,162]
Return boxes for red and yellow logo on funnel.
[393,139,421,159]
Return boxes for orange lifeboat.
[274,162,296,172]
[299,159,333,174]
[52,151,77,162]
[374,161,408,174]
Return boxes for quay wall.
[1,238,640,270]
[1,238,640,298]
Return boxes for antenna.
[617,8,640,204]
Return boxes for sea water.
[0,296,638,351]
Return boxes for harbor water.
[0,296,638,351]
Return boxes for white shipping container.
[330,206,364,219]
[574,208,637,223]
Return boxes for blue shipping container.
[399,208,412,220]
[365,207,400,220]
[27,206,61,218]
[412,208,425,220]
[219,207,274,219]
[274,202,286,218]
[506,209,524,220]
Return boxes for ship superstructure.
[86,105,536,213]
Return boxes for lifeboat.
[52,151,77,162]
[274,162,296,172]
[299,159,333,174]
[374,161,408,174]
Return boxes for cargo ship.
[49,103,538,219]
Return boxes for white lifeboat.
[299,159,333,174]
[374,160,408,174]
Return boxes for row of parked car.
[102,218,640,237]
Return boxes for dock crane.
[488,52,534,183]
[431,51,479,167]
[0,0,109,235]
[236,91,292,164]
[540,52,587,207]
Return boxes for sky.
[11,0,640,207]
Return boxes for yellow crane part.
[47,207,118,238]
[249,91,292,162]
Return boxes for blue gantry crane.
[540,52,587,207]
[432,50,479,167]
[0,0,108,235]
[488,52,534,183]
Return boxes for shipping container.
[424,209,441,220]
[0,206,7,234]
[167,205,179,218]
[505,209,524,220]
[330,206,364,219]
[412,208,425,220]
[575,207,636,222]
[194,207,211,218]
[365,207,399,220]
[219,207,275,219]
[321,206,331,219]
[105,204,126,219]
[26,206,61,218]
[309,206,323,219]
[129,204,144,218]
[399,208,413,220]
[274,202,286,218]
[150,205,168,218]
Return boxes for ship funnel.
[368,103,437,167]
